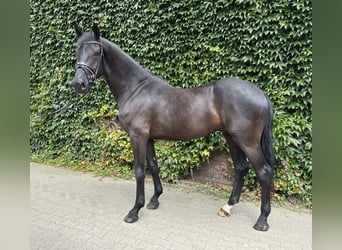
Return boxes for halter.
[76,41,104,82]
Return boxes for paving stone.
[31,162,312,249]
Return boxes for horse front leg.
[124,134,148,223]
[146,139,163,210]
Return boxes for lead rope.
[35,92,89,125]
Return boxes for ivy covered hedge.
[30,0,312,206]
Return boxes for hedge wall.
[30,0,312,206]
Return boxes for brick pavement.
[30,162,312,249]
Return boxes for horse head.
[72,23,103,95]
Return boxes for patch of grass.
[31,153,134,180]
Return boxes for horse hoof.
[217,208,230,217]
[147,201,159,210]
[124,214,138,223]
[253,222,269,231]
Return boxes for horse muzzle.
[73,78,90,95]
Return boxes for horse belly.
[150,111,222,141]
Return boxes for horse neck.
[101,38,149,105]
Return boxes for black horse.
[72,23,275,231]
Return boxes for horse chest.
[117,106,152,135]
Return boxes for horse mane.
[101,37,173,87]
[80,32,214,89]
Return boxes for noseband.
[76,41,103,82]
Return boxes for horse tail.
[261,94,276,169]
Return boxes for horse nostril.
[80,81,86,89]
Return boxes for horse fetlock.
[156,187,163,196]
[136,199,145,208]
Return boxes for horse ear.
[74,23,83,38]
[92,23,100,40]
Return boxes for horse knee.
[135,166,146,180]
[137,172,145,180]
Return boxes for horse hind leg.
[146,139,163,210]
[218,133,249,217]
[241,143,273,231]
